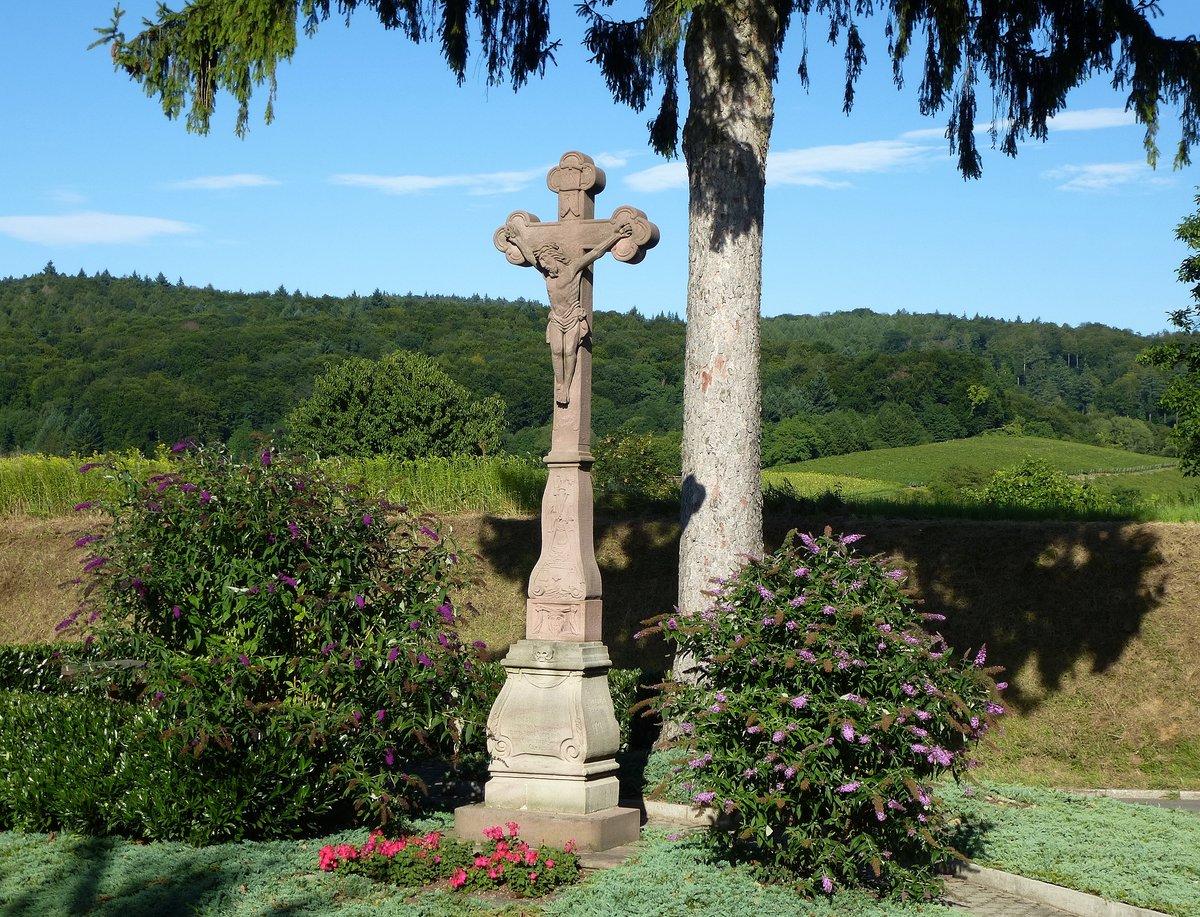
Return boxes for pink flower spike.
[354,594,365,608]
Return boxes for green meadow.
[765,435,1200,519]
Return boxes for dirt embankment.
[5,511,1197,788]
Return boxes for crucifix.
[455,151,658,852]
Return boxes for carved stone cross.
[494,151,658,640]
[456,152,657,852]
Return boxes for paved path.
[941,875,1076,917]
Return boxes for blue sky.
[1,4,1198,335]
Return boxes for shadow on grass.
[806,518,1170,714]
[475,510,1168,716]
[1,835,240,917]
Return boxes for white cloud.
[51,188,88,206]
[626,137,935,192]
[899,126,947,141]
[1043,161,1157,191]
[625,162,686,192]
[595,151,635,170]
[1048,108,1136,132]
[946,107,1134,143]
[769,139,933,186]
[0,211,196,245]
[168,173,282,190]
[331,167,545,196]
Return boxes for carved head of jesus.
[534,243,569,277]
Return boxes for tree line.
[0,265,1176,463]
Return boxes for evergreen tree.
[93,1,1200,620]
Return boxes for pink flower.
[821,875,834,893]
[172,605,181,619]
[362,513,372,526]
[450,868,467,888]
[974,644,987,667]
[260,450,271,467]
[790,695,808,709]
[354,595,365,608]
[376,708,386,722]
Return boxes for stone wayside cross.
[455,151,657,852]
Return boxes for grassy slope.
[9,509,1197,790]
[770,435,1182,490]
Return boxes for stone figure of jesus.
[503,219,633,405]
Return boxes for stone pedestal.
[454,640,641,851]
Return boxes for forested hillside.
[0,265,1177,462]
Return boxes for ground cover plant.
[942,783,1200,917]
[2,790,1197,916]
[640,529,1004,898]
[5,444,496,843]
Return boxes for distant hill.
[0,267,1179,459]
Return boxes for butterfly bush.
[64,443,493,834]
[641,528,1005,899]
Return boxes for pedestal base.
[454,803,641,852]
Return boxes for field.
[766,435,1200,518]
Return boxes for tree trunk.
[676,0,780,638]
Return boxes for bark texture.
[677,0,781,625]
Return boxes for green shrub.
[0,690,133,834]
[0,643,77,693]
[55,444,491,840]
[926,465,990,504]
[283,350,506,459]
[982,457,1115,513]
[640,529,1004,898]
[592,432,679,509]
[0,686,337,843]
